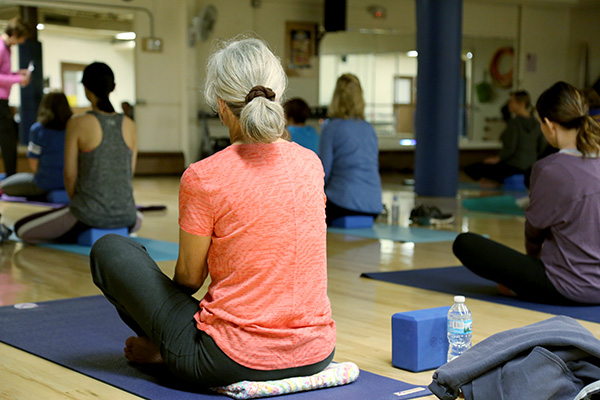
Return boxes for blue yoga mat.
[37,237,179,262]
[328,224,458,243]
[0,296,431,400]
[457,181,527,194]
[361,267,600,324]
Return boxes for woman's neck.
[556,128,578,151]
[91,105,113,115]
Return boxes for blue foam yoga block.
[46,190,70,204]
[331,215,374,228]
[77,227,129,246]
[503,174,526,191]
[392,306,450,372]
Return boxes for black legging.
[0,100,17,177]
[452,232,572,304]
[464,161,523,183]
[90,234,334,387]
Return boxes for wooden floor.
[0,173,599,400]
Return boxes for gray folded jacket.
[428,316,600,400]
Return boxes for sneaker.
[410,204,454,226]
[0,223,11,243]
[375,204,389,223]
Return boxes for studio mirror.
[319,31,515,148]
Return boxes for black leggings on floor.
[452,232,572,304]
[90,234,334,387]
[0,101,17,177]
[464,162,523,183]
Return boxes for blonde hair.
[5,16,32,38]
[328,73,365,120]
[536,81,600,157]
[204,36,287,143]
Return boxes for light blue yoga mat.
[37,237,179,261]
[327,224,458,243]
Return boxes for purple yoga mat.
[0,296,431,400]
[0,193,65,208]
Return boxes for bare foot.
[498,283,517,297]
[124,336,164,364]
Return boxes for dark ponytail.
[96,96,115,113]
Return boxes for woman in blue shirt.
[1,91,72,198]
[319,73,382,225]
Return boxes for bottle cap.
[454,295,465,303]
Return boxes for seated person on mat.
[582,87,600,124]
[283,97,319,154]
[465,90,547,187]
[1,91,72,198]
[13,62,141,243]
[89,37,336,388]
[454,81,600,305]
[319,73,382,225]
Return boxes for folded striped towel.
[211,362,360,399]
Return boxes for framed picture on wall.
[285,21,317,77]
[61,62,92,115]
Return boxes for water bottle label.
[448,319,472,334]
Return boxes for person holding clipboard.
[0,16,32,178]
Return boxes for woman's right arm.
[174,229,211,294]
[63,117,81,198]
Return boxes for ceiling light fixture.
[115,31,136,40]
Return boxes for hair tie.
[245,85,276,104]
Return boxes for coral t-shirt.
[179,141,336,370]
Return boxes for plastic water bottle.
[447,295,472,362]
[391,195,400,225]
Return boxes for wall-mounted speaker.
[324,0,346,32]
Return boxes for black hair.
[81,62,116,113]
